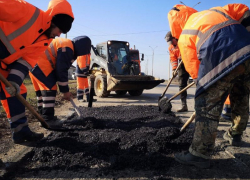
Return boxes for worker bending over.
[30,36,91,126]
[165,31,190,112]
[167,3,250,168]
[0,0,74,144]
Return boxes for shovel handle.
[160,61,183,98]
[70,98,82,118]
[180,112,196,133]
[168,82,195,102]
[0,73,49,128]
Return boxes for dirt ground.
[0,91,250,179]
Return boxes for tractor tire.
[128,89,143,96]
[115,90,127,96]
[94,75,110,97]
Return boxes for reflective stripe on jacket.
[31,38,74,92]
[168,44,180,70]
[0,0,74,68]
[76,54,91,77]
[178,5,250,97]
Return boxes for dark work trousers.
[178,63,190,105]
[36,90,57,121]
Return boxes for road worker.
[30,36,91,126]
[165,31,190,112]
[167,4,250,168]
[0,0,74,144]
[76,54,97,102]
[220,96,231,122]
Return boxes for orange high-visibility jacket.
[0,0,74,68]
[76,54,91,78]
[168,5,197,40]
[31,38,75,93]
[168,44,180,70]
[175,4,250,97]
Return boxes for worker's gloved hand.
[63,92,72,101]
[193,79,198,85]
[5,81,20,97]
[172,70,178,77]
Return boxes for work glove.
[172,70,178,77]
[5,81,20,97]
[63,92,73,101]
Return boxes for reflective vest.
[178,4,250,97]
[168,44,180,70]
[0,0,74,67]
[36,37,74,76]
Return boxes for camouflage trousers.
[189,59,250,159]
[178,63,189,105]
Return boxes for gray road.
[60,81,196,123]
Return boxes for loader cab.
[107,41,132,75]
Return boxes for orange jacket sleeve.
[178,34,200,79]
[168,44,179,70]
[0,0,29,22]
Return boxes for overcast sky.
[28,0,250,79]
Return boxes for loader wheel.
[128,89,143,96]
[115,90,127,96]
[94,75,110,97]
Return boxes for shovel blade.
[158,96,172,113]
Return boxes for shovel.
[158,81,195,113]
[170,112,196,139]
[0,73,76,132]
[70,98,82,118]
[158,60,183,102]
[88,75,95,108]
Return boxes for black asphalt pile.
[4,105,194,179]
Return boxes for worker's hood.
[44,0,74,30]
[168,5,197,39]
[72,36,92,60]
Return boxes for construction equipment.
[89,40,164,97]
[129,48,142,72]
[159,82,195,113]
[158,60,183,102]
[0,73,77,132]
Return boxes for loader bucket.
[107,75,165,91]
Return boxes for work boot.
[174,151,210,169]
[45,116,63,127]
[177,104,188,112]
[78,99,86,102]
[223,131,242,146]
[87,99,97,102]
[13,130,44,144]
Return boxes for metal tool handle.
[70,98,82,118]
[180,112,196,133]
[160,60,183,99]
[0,73,50,128]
